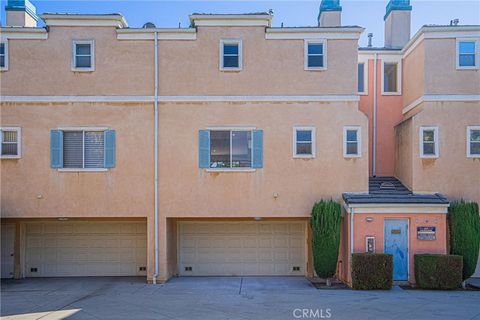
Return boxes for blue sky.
[1,1,479,47]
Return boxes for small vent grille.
[292,266,300,271]
[139,266,146,272]
[185,266,193,272]
[30,267,38,273]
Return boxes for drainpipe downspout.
[153,31,159,285]
[372,53,378,177]
[350,208,355,254]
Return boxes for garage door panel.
[25,221,147,277]
[179,221,306,276]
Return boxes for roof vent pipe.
[367,33,373,47]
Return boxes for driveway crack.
[238,277,243,295]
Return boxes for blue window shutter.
[104,130,116,168]
[199,130,210,168]
[50,130,63,168]
[252,130,263,168]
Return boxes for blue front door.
[384,219,408,281]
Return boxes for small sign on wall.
[365,236,375,253]
[417,226,436,240]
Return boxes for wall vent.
[139,266,146,272]
[293,266,300,271]
[185,266,193,271]
[30,267,38,273]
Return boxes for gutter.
[372,53,378,177]
[153,31,159,284]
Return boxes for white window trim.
[304,39,327,71]
[365,236,375,253]
[419,126,439,158]
[219,39,242,72]
[467,125,480,158]
[456,38,480,70]
[0,41,9,71]
[0,126,21,159]
[358,56,369,95]
[208,127,253,170]
[72,40,95,72]
[343,126,361,158]
[381,57,402,95]
[59,127,109,170]
[293,126,316,158]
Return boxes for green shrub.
[310,200,341,279]
[448,200,480,280]
[415,254,463,289]
[351,253,393,290]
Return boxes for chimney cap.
[384,0,412,21]
[5,0,38,21]
[319,0,342,14]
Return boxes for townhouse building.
[1,0,478,284]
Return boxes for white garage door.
[25,221,147,277]
[178,221,306,276]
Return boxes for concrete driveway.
[1,276,479,320]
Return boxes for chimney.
[318,0,342,27]
[5,0,38,27]
[384,0,412,49]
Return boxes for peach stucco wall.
[410,101,480,203]
[353,213,447,283]
[157,101,368,219]
[424,38,480,95]
[157,26,358,96]
[1,27,154,96]
[394,117,413,190]
[359,58,404,177]
[403,39,425,107]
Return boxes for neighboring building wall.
[410,102,480,203]
[394,117,413,190]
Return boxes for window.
[72,40,94,71]
[210,130,251,168]
[358,63,365,94]
[293,126,315,158]
[343,126,361,157]
[383,62,398,93]
[457,40,478,69]
[50,128,115,170]
[0,42,8,71]
[467,126,480,158]
[220,39,242,71]
[305,40,326,70]
[0,127,21,158]
[420,126,439,158]
[199,129,263,170]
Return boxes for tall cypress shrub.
[448,200,480,280]
[310,200,342,279]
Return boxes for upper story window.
[0,42,8,71]
[467,126,480,158]
[383,62,400,94]
[50,128,115,170]
[198,128,263,170]
[457,39,479,69]
[343,126,361,158]
[305,40,326,70]
[220,39,242,71]
[72,40,95,71]
[420,126,439,158]
[293,126,315,158]
[0,127,21,159]
[358,63,366,94]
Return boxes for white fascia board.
[266,27,364,40]
[346,203,449,214]
[40,14,128,28]
[0,27,48,40]
[117,29,197,40]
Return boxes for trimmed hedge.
[351,253,393,290]
[448,200,480,280]
[310,200,342,279]
[414,254,463,289]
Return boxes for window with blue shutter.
[50,129,115,169]
[200,128,262,169]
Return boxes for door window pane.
[232,131,251,168]
[85,131,104,168]
[210,131,230,168]
[63,131,83,168]
[384,63,398,92]
[358,63,365,93]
